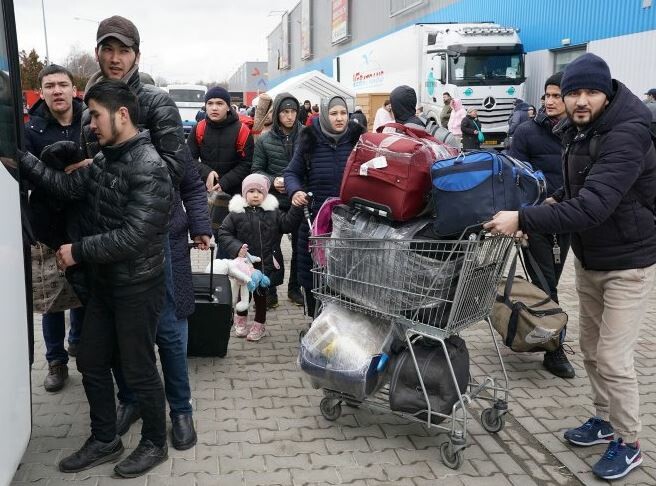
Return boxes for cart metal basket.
[308,230,515,469]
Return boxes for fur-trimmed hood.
[228,193,279,213]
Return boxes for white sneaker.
[246,322,266,341]
[234,315,249,338]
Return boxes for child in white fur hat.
[216,173,304,341]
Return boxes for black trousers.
[288,226,300,292]
[76,278,166,446]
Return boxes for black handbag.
[388,336,469,422]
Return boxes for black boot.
[116,402,141,436]
[59,435,123,473]
[171,413,197,450]
[287,287,305,306]
[544,345,575,379]
[114,439,168,478]
[44,361,68,392]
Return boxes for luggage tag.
[359,156,388,176]
[552,235,561,264]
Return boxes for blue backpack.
[431,151,547,236]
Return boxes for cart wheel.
[320,397,342,421]
[481,408,505,433]
[299,329,306,342]
[440,441,463,469]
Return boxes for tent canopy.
[253,70,355,111]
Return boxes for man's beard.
[100,115,120,146]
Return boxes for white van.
[165,84,207,137]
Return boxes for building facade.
[267,0,656,105]
[227,61,269,105]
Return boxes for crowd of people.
[17,11,656,481]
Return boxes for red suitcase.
[340,123,458,221]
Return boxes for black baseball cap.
[645,88,656,97]
[97,16,140,48]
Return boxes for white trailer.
[335,23,526,147]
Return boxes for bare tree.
[154,76,168,87]
[63,46,97,90]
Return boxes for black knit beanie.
[205,86,231,105]
[544,72,563,91]
[560,54,612,98]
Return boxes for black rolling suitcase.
[187,244,233,357]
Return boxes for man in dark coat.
[390,85,425,127]
[24,64,85,393]
[21,80,172,477]
[79,15,200,452]
[252,92,304,307]
[350,105,368,128]
[486,54,656,481]
[508,72,574,379]
[298,99,311,125]
[507,98,530,140]
[187,85,254,249]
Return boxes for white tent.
[253,70,355,111]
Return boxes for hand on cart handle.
[192,235,212,251]
[292,190,312,207]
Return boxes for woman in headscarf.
[461,107,483,150]
[284,96,366,316]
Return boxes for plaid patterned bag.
[31,243,81,314]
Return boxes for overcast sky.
[15,0,299,84]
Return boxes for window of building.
[389,0,423,17]
[553,46,587,73]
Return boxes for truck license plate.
[483,140,497,145]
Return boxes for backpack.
[195,119,251,159]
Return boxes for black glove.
[40,141,85,171]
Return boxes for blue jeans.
[114,239,193,416]
[42,306,85,364]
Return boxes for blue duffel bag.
[431,151,547,236]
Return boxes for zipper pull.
[552,235,561,265]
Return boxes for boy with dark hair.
[20,79,172,478]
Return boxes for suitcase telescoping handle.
[303,192,314,228]
[189,242,216,302]
[376,122,435,142]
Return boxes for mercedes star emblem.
[483,96,496,109]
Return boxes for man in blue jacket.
[508,72,574,379]
[486,53,656,481]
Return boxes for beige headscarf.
[252,93,274,139]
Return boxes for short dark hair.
[383,99,391,106]
[442,92,451,97]
[312,104,319,113]
[37,64,75,87]
[84,80,139,124]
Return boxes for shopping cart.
[308,229,515,469]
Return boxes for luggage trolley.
[308,230,514,469]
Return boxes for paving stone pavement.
[11,238,656,485]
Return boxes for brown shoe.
[44,361,69,392]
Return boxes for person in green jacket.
[251,92,305,308]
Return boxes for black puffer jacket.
[508,111,563,196]
[520,81,656,271]
[251,92,302,210]
[187,108,254,195]
[216,194,303,286]
[81,70,186,188]
[25,97,85,249]
[20,131,172,290]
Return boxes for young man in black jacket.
[21,80,172,478]
[252,93,304,307]
[25,64,85,392]
[486,54,656,481]
[508,72,575,379]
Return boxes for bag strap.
[235,122,250,159]
[195,119,207,146]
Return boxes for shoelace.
[578,417,602,431]
[600,439,622,461]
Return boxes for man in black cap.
[486,53,656,481]
[187,86,254,250]
[645,88,656,132]
[252,93,305,308]
[80,15,207,456]
[507,72,575,379]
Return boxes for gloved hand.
[40,140,85,171]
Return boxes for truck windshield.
[449,53,524,86]
[168,89,205,103]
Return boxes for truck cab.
[421,24,525,148]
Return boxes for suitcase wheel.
[319,397,342,421]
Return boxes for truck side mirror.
[440,56,447,84]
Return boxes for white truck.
[335,23,525,147]
[165,84,207,138]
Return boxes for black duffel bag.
[388,336,469,422]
